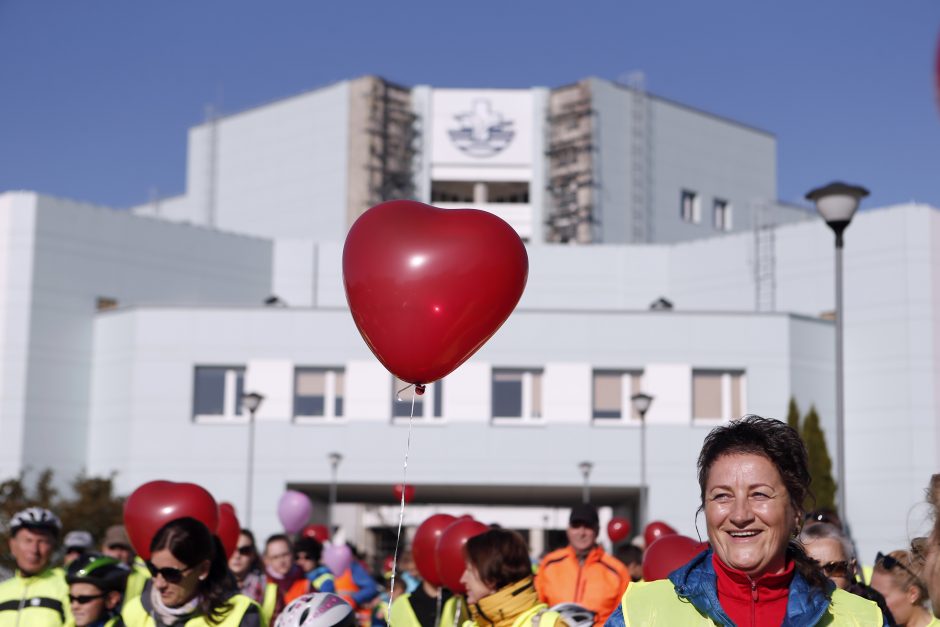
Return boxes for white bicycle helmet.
[550,603,595,627]
[9,507,61,537]
[275,592,357,627]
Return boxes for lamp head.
[631,392,654,416]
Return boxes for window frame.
[591,369,644,423]
[680,189,701,224]
[293,366,346,423]
[491,368,544,424]
[691,369,747,424]
[391,378,444,423]
[192,365,246,423]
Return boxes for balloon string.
[387,386,417,616]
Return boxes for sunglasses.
[876,552,919,580]
[236,546,254,557]
[69,593,105,605]
[814,560,852,578]
[145,561,196,584]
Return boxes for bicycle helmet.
[549,603,595,627]
[66,554,129,592]
[275,592,357,627]
[9,507,61,537]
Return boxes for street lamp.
[806,181,869,526]
[631,392,654,528]
[578,461,593,504]
[328,451,343,531]
[241,391,265,528]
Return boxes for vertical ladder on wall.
[626,71,652,243]
[753,200,776,312]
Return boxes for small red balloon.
[644,520,678,547]
[217,503,240,559]
[383,555,395,573]
[123,480,220,560]
[607,517,632,544]
[393,484,415,503]
[642,535,708,582]
[412,514,456,587]
[436,518,489,594]
[343,200,528,384]
[302,524,330,543]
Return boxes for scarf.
[150,583,201,626]
[238,569,267,604]
[469,577,541,627]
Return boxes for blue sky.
[1,1,938,211]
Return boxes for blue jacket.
[605,549,886,627]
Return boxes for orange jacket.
[535,545,629,625]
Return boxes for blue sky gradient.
[1,1,938,211]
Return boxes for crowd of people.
[2,415,940,626]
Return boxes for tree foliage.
[800,405,837,512]
[0,470,125,573]
[786,397,801,431]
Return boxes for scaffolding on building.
[545,82,595,243]
[625,72,653,243]
[753,200,776,312]
[364,79,417,208]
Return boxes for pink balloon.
[322,543,353,576]
[277,490,313,533]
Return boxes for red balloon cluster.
[607,517,632,543]
[123,480,221,560]
[643,520,678,547]
[343,200,529,385]
[393,484,416,504]
[642,534,708,582]
[411,514,489,593]
[217,503,241,559]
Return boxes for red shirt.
[713,554,794,627]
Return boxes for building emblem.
[448,99,515,158]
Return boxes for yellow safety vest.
[121,592,259,626]
[388,593,467,627]
[0,568,72,627]
[618,579,883,626]
[64,615,124,627]
[461,604,562,627]
[261,582,277,626]
[123,564,151,606]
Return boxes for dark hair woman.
[460,528,566,627]
[605,415,885,626]
[229,529,283,625]
[121,517,261,626]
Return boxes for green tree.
[786,397,801,431]
[0,470,125,573]
[800,405,837,512]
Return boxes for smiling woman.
[605,415,886,627]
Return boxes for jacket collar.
[668,548,833,627]
[565,544,602,563]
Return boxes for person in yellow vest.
[121,517,261,626]
[870,548,938,627]
[386,575,468,627]
[459,528,564,627]
[0,507,71,626]
[65,553,129,627]
[101,525,150,607]
[606,416,884,626]
[230,529,281,625]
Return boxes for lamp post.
[578,461,594,504]
[241,391,264,528]
[806,181,868,526]
[631,392,654,528]
[328,451,343,531]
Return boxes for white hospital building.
[1,75,936,564]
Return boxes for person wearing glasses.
[65,554,129,627]
[536,503,629,625]
[605,415,884,626]
[870,549,937,627]
[229,530,281,626]
[121,517,261,626]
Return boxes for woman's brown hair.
[463,528,532,592]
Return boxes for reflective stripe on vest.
[0,597,65,621]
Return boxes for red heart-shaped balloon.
[123,480,220,560]
[217,503,241,559]
[436,518,489,594]
[644,520,678,547]
[412,514,456,587]
[343,200,528,384]
[642,535,708,582]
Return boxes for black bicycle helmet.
[66,554,129,592]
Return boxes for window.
[294,368,344,420]
[692,370,746,421]
[193,366,245,421]
[592,370,643,420]
[681,190,700,224]
[392,378,443,420]
[713,199,732,231]
[492,369,542,420]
